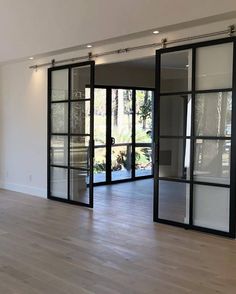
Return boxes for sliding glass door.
[154,38,236,237]
[94,86,154,184]
[48,61,95,207]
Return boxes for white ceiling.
[0,0,236,63]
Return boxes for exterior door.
[48,61,95,207]
[93,86,154,185]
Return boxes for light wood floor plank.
[0,179,235,293]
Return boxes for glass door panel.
[135,90,153,177]
[94,88,107,183]
[160,49,192,93]
[48,62,94,207]
[51,69,69,101]
[159,180,190,224]
[196,43,233,90]
[111,89,133,181]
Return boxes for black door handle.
[111,137,116,145]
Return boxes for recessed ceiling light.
[87,44,92,48]
[29,57,34,60]
[153,30,159,34]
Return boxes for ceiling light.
[153,30,159,34]
[186,64,189,68]
[87,44,92,48]
[29,57,34,60]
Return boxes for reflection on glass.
[135,146,152,177]
[111,145,132,180]
[159,138,191,180]
[94,147,106,183]
[135,90,153,143]
[160,49,192,93]
[50,167,68,199]
[51,69,68,101]
[94,88,106,145]
[193,185,229,232]
[51,103,68,133]
[70,101,90,134]
[111,89,132,144]
[160,95,191,136]
[158,180,190,224]
[51,136,68,166]
[196,43,233,90]
[71,66,91,100]
[70,136,90,169]
[195,92,232,137]
[70,169,89,204]
[194,139,230,184]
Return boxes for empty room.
[0,1,236,293]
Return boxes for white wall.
[0,64,48,196]
[96,63,155,88]
[0,17,236,198]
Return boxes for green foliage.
[139,98,152,122]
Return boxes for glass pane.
[111,89,132,144]
[135,146,152,177]
[160,49,192,93]
[193,185,229,232]
[94,88,106,145]
[51,103,68,133]
[160,95,191,136]
[70,136,90,169]
[51,69,68,101]
[195,92,232,137]
[194,139,230,184]
[111,145,132,181]
[51,136,68,166]
[159,180,190,224]
[135,90,153,143]
[159,138,191,180]
[70,101,90,134]
[196,43,233,90]
[70,169,89,204]
[50,167,68,199]
[94,147,106,183]
[71,66,91,100]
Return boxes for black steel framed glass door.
[154,37,236,238]
[93,86,154,185]
[48,61,95,207]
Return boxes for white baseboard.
[0,182,47,198]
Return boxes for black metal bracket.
[228,25,235,37]
[161,38,167,49]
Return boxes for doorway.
[93,86,154,185]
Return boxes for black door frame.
[93,85,154,186]
[48,61,95,207]
[154,36,236,238]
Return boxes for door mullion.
[67,67,71,201]
[132,89,136,179]
[106,87,112,183]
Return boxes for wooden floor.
[0,179,236,293]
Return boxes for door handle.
[111,137,116,145]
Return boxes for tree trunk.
[114,89,118,126]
